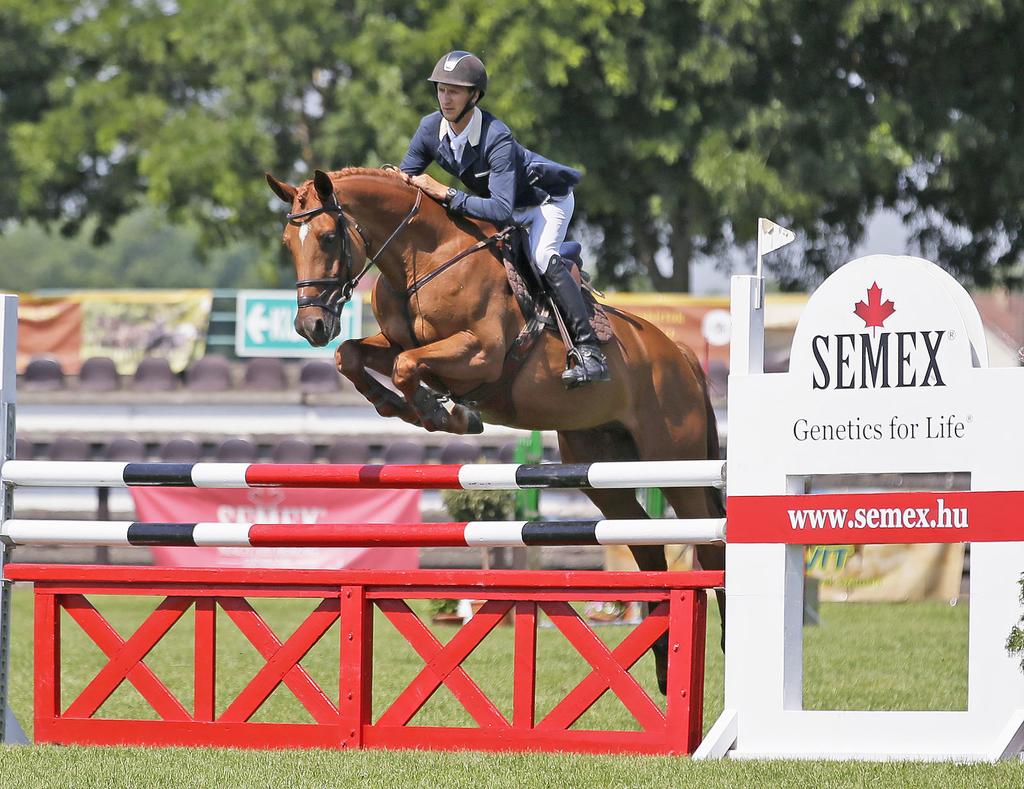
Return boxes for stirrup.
[561,345,610,389]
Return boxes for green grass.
[2,587,1023,788]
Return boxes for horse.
[266,167,725,691]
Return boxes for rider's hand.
[408,173,448,202]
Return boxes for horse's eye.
[321,231,337,245]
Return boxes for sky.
[691,211,912,295]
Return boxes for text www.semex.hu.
[786,499,968,531]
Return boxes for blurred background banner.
[131,486,421,570]
[806,543,965,603]
[603,293,730,367]
[17,290,212,374]
[16,297,82,373]
[602,541,963,603]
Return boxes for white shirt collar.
[439,107,482,148]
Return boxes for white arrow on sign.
[245,302,272,344]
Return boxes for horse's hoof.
[372,402,396,418]
[465,410,484,434]
[421,410,449,433]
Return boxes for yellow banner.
[806,543,965,603]
[601,541,963,603]
[18,290,213,374]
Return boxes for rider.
[399,50,609,388]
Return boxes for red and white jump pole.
[0,517,726,548]
[1,459,726,490]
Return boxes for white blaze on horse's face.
[298,222,311,248]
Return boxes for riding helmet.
[428,51,488,98]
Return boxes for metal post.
[513,431,543,519]
[95,487,110,565]
[641,487,665,518]
[0,294,28,743]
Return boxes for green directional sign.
[234,290,363,357]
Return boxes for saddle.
[503,225,613,344]
[451,226,611,413]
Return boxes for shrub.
[433,488,516,619]
[1007,574,1024,672]
[441,488,516,521]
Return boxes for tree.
[837,0,1023,286]
[2,0,384,245]
[0,209,272,290]
[1,1,1021,291]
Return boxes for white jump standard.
[695,256,1024,761]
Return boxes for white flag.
[754,218,795,309]
[757,218,795,255]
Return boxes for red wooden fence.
[6,565,722,755]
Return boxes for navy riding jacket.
[399,109,581,225]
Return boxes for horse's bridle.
[286,189,423,316]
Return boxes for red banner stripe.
[244,464,464,489]
[248,522,470,547]
[727,491,1024,544]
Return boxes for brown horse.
[266,167,725,690]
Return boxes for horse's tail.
[700,367,727,518]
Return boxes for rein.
[407,226,513,297]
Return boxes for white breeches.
[512,191,575,274]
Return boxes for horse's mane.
[295,166,405,206]
[291,165,489,234]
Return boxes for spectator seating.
[185,355,233,391]
[13,435,521,468]
[215,438,257,462]
[78,356,120,391]
[271,438,315,464]
[242,357,287,391]
[47,436,90,461]
[159,438,201,462]
[103,437,146,462]
[14,437,34,460]
[16,352,377,397]
[439,441,482,465]
[22,358,65,391]
[326,439,371,464]
[298,360,342,393]
[133,357,179,391]
[382,440,426,465]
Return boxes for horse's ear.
[313,169,335,201]
[265,173,297,204]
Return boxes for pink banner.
[130,487,421,569]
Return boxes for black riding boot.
[542,255,610,388]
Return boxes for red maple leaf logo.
[853,282,895,333]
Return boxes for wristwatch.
[444,187,458,206]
